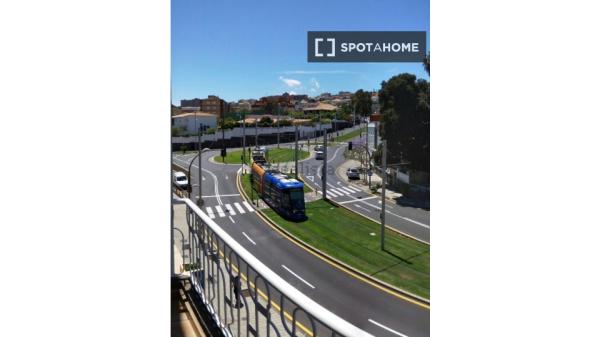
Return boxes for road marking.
[242,232,256,245]
[368,319,410,337]
[281,265,315,289]
[229,215,235,223]
[346,185,362,192]
[215,205,226,217]
[325,189,341,197]
[224,204,236,216]
[306,175,314,182]
[234,202,246,214]
[339,186,355,194]
[225,175,229,180]
[201,193,240,198]
[202,176,206,181]
[354,204,371,212]
[242,201,255,212]
[338,196,377,204]
[333,187,350,195]
[205,206,216,219]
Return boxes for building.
[172,112,217,134]
[180,95,230,119]
[302,102,337,115]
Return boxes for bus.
[251,162,306,221]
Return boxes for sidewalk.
[335,159,403,200]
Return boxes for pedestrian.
[231,275,243,308]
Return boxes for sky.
[172,0,429,105]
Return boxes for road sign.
[368,170,373,177]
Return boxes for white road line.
[340,193,431,229]
[229,216,235,223]
[368,319,410,337]
[281,265,315,289]
[326,189,341,197]
[225,204,236,216]
[354,204,371,212]
[215,205,226,217]
[202,194,240,198]
[234,202,246,214]
[242,232,256,245]
[205,206,216,219]
[338,196,378,204]
[333,187,350,195]
[346,185,362,192]
[243,201,255,212]
[340,186,355,194]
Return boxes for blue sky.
[172,0,429,105]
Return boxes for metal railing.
[182,198,374,337]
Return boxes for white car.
[346,167,360,180]
[173,171,189,190]
[315,150,324,160]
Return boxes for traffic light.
[348,141,353,151]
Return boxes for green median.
[334,128,364,143]
[214,148,309,164]
[262,199,430,299]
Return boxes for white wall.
[173,115,217,133]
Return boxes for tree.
[351,89,372,119]
[423,52,430,76]
[258,116,273,127]
[379,73,429,172]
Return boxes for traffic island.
[213,148,310,165]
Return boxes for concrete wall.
[173,115,217,133]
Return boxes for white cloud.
[310,78,320,89]
[278,76,301,88]
[280,70,353,75]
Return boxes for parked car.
[173,171,189,190]
[346,167,360,180]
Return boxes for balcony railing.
[181,198,374,337]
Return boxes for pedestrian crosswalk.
[204,201,255,219]
[317,184,363,198]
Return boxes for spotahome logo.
[307,31,426,62]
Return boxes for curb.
[300,173,431,246]
[236,170,430,307]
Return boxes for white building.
[172,112,217,134]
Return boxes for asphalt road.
[172,146,430,337]
[299,140,430,243]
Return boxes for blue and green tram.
[251,162,306,221]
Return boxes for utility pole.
[294,124,299,179]
[381,140,386,250]
[277,104,280,148]
[254,117,258,148]
[322,130,327,200]
[197,125,203,206]
[365,121,369,184]
[242,111,246,173]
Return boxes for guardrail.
[181,198,374,337]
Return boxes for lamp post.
[190,124,203,206]
[381,140,387,250]
[242,111,246,173]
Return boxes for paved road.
[172,148,430,337]
[298,139,430,243]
